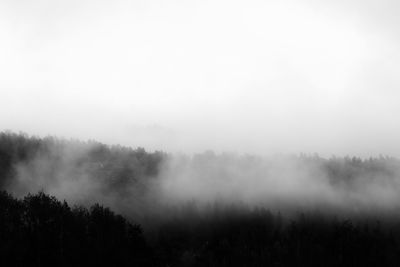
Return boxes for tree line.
[2,132,400,266]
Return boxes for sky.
[1,0,400,157]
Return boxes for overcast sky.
[1,0,400,156]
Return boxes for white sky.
[1,0,400,156]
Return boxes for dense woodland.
[2,132,400,266]
[0,191,151,267]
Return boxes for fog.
[2,0,400,221]
[160,153,400,214]
[1,0,400,157]
[4,135,400,224]
[2,2,400,264]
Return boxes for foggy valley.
[2,0,400,265]
[2,132,400,266]
[5,132,400,220]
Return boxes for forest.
[2,132,400,266]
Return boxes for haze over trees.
[2,132,400,266]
